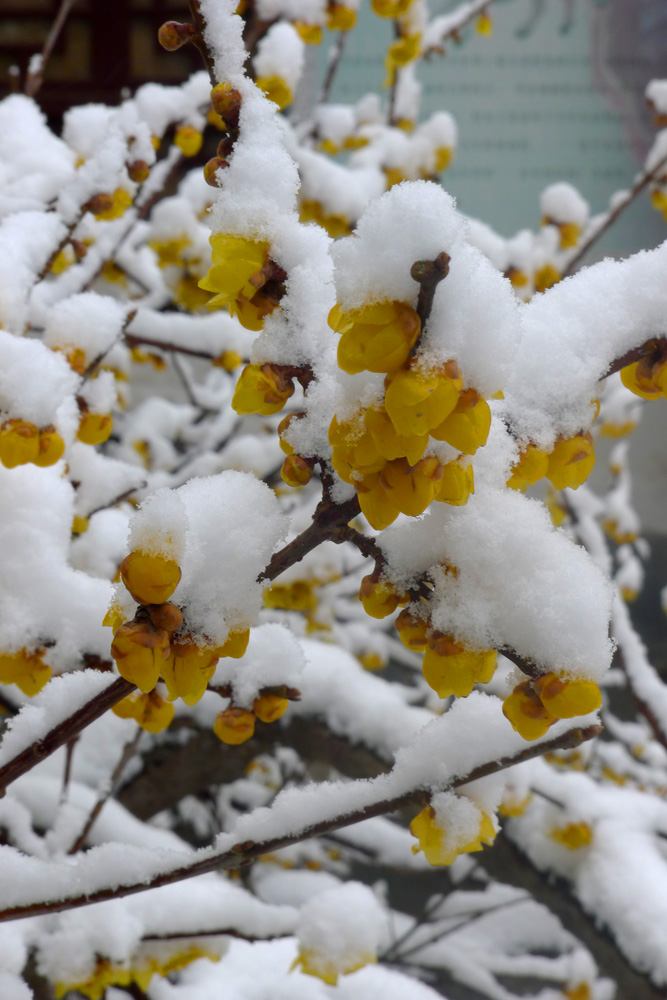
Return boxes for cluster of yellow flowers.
[0,419,64,469]
[326,298,488,528]
[299,199,353,239]
[620,342,667,401]
[55,944,221,999]
[294,1,358,46]
[506,433,596,492]
[107,548,251,736]
[503,672,602,741]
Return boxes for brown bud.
[70,239,88,261]
[281,454,315,488]
[216,136,235,159]
[144,603,183,634]
[127,160,150,183]
[203,156,229,187]
[210,83,242,130]
[157,20,196,51]
[84,193,114,216]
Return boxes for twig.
[24,0,77,98]
[0,677,135,796]
[0,723,601,922]
[36,210,85,282]
[411,252,451,331]
[318,31,348,106]
[68,728,143,854]
[563,151,667,277]
[59,737,78,807]
[603,337,667,380]
[259,494,361,582]
[124,333,216,362]
[423,0,497,56]
[188,0,218,86]
[141,927,290,942]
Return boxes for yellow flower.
[161,638,219,705]
[434,146,453,172]
[356,472,401,529]
[385,35,421,86]
[0,419,39,468]
[281,454,314,488]
[72,515,89,535]
[550,821,593,850]
[253,693,289,723]
[364,404,429,465]
[214,706,256,744]
[214,349,243,372]
[410,803,495,866]
[327,4,357,31]
[558,221,581,249]
[112,690,175,732]
[77,412,113,446]
[498,791,532,817]
[381,455,443,517]
[174,125,203,157]
[265,581,316,612]
[330,300,421,374]
[476,11,493,35]
[546,433,595,490]
[294,22,323,44]
[506,443,549,490]
[431,389,491,454]
[293,949,375,986]
[94,188,132,221]
[384,362,462,437]
[199,235,270,310]
[533,672,601,718]
[329,411,386,482]
[394,609,429,651]
[359,575,404,619]
[502,680,556,741]
[256,75,293,109]
[422,633,497,698]
[564,982,593,1000]
[120,550,182,605]
[35,425,65,467]
[534,263,561,293]
[371,0,415,16]
[110,619,171,693]
[213,627,250,659]
[232,363,294,416]
[0,648,51,696]
[148,236,190,268]
[620,359,663,400]
[435,460,474,506]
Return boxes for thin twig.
[563,151,667,277]
[24,0,77,98]
[318,31,348,106]
[59,737,78,807]
[0,724,601,922]
[68,728,143,854]
[124,333,216,362]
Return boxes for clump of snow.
[296,882,387,977]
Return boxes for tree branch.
[0,724,600,922]
[24,0,77,98]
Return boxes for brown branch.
[188,0,217,86]
[0,723,600,922]
[259,494,361,582]
[68,728,143,854]
[0,677,135,796]
[123,332,216,362]
[423,0,497,55]
[141,927,290,942]
[603,337,667,380]
[36,210,85,282]
[411,252,451,332]
[318,31,348,106]
[563,151,667,277]
[24,0,77,98]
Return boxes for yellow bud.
[506,444,549,490]
[384,363,462,437]
[77,412,113,446]
[502,681,556,741]
[161,637,219,706]
[214,706,256,744]
[620,360,662,400]
[120,550,182,605]
[410,802,495,866]
[294,22,323,44]
[435,460,474,506]
[431,389,491,455]
[72,515,89,535]
[253,693,289,723]
[0,419,39,468]
[112,690,174,732]
[174,125,203,157]
[359,575,402,619]
[550,821,593,850]
[281,454,314,488]
[327,4,357,31]
[422,634,496,698]
[232,363,294,416]
[214,628,250,659]
[93,188,132,221]
[395,609,429,652]
[213,350,242,371]
[110,619,170,692]
[476,12,492,35]
[534,263,561,293]
[533,672,601,718]
[331,300,421,375]
[256,75,293,110]
[546,433,595,490]
[356,472,401,530]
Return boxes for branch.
[423,0,497,56]
[563,151,667,277]
[318,31,348,106]
[603,337,667,380]
[259,494,361,582]
[24,0,77,98]
[0,677,135,796]
[0,724,600,922]
[411,252,451,331]
[124,332,217,362]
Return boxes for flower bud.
[157,20,196,51]
[281,454,314,488]
[210,83,242,130]
[203,156,230,187]
[127,160,150,183]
